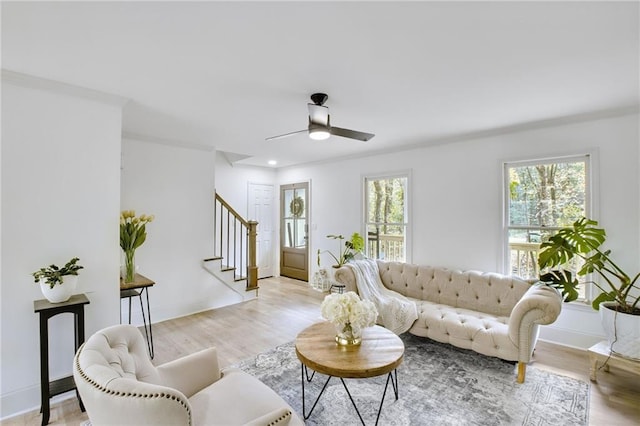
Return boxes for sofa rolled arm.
[333,266,358,294]
[508,283,562,345]
[157,347,220,398]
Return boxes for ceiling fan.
[266,93,375,142]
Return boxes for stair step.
[203,256,223,262]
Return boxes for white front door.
[248,183,274,279]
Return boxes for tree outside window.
[365,175,408,262]
[505,155,590,298]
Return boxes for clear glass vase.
[335,322,362,346]
[122,250,136,283]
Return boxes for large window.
[504,155,592,299]
[364,174,409,262]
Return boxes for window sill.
[563,299,596,313]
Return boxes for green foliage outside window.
[366,176,407,261]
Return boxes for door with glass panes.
[280,182,308,281]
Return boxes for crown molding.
[122,131,215,152]
[1,69,129,107]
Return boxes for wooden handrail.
[213,192,258,290]
[215,193,250,227]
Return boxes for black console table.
[34,293,89,426]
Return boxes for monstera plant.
[537,217,639,314]
[537,217,640,359]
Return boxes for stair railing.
[213,192,258,291]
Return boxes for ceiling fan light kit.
[308,124,331,140]
[266,93,375,142]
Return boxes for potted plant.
[537,217,639,359]
[32,257,84,303]
[317,232,365,269]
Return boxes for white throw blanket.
[347,258,418,335]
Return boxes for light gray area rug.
[237,333,589,425]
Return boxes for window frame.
[362,170,412,263]
[501,152,599,304]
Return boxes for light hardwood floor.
[3,276,639,425]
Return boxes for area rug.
[237,333,589,425]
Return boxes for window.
[364,174,409,262]
[504,155,592,299]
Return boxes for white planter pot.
[600,302,640,360]
[39,275,78,303]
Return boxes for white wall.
[120,138,240,324]
[214,154,276,218]
[277,113,640,349]
[1,80,123,417]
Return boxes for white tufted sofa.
[73,324,303,425]
[334,260,562,383]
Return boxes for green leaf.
[538,217,606,270]
[557,217,605,254]
[591,291,615,310]
[539,270,580,302]
[538,236,575,269]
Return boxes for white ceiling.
[2,1,638,168]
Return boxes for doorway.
[280,182,309,281]
[248,183,274,279]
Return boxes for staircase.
[203,192,259,300]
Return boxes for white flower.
[320,291,378,331]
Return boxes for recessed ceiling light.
[268,160,277,166]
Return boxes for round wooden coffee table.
[295,321,404,425]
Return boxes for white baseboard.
[539,325,605,350]
[0,384,77,421]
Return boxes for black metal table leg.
[301,364,399,426]
[143,287,154,359]
[120,286,154,359]
[301,364,332,420]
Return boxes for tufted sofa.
[73,324,303,425]
[334,260,562,383]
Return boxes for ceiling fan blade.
[308,104,329,125]
[330,126,375,142]
[265,129,307,141]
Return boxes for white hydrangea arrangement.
[321,291,378,339]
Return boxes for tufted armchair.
[73,324,302,425]
[335,260,563,383]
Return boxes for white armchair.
[73,324,302,425]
